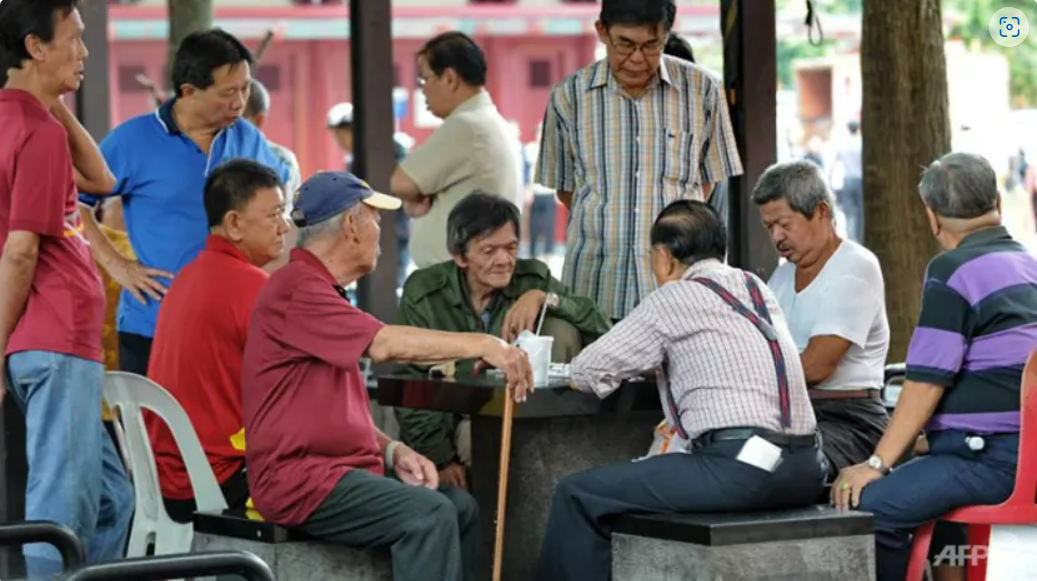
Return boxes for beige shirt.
[400,91,523,267]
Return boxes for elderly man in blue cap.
[242,171,533,581]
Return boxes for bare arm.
[367,325,533,401]
[78,205,172,303]
[389,167,425,203]
[367,325,500,364]
[52,100,116,194]
[800,335,852,386]
[79,205,125,270]
[556,190,573,210]
[0,233,41,394]
[872,380,944,469]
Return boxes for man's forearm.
[0,247,39,351]
[78,205,126,269]
[368,325,497,364]
[375,429,394,451]
[873,381,944,467]
[52,101,115,193]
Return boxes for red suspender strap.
[692,274,793,429]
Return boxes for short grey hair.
[246,79,270,118]
[750,160,835,220]
[918,152,998,219]
[296,205,364,248]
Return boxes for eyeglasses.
[609,36,663,57]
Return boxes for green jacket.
[396,259,611,466]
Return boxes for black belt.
[692,427,818,450]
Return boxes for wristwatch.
[545,292,561,309]
[866,454,890,474]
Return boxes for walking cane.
[492,392,515,581]
[494,299,548,580]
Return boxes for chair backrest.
[1008,348,1037,505]
[103,372,228,522]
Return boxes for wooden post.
[350,0,400,326]
[720,0,779,279]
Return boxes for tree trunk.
[861,0,951,362]
[167,0,214,90]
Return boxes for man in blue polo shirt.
[79,28,290,375]
[832,152,1034,581]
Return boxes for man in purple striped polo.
[832,152,1033,581]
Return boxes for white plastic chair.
[103,371,228,558]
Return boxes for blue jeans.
[5,351,134,579]
[858,430,1018,581]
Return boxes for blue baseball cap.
[290,171,401,227]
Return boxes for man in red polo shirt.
[242,171,533,581]
[147,159,289,522]
[0,0,133,576]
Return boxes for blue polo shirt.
[80,100,291,338]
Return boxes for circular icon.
[989,8,1030,47]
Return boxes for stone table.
[377,372,661,581]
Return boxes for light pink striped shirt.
[571,259,817,439]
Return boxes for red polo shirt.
[0,90,104,362]
[242,248,385,526]
[147,236,268,499]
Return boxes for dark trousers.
[528,195,557,257]
[814,395,889,479]
[535,437,828,581]
[163,463,250,524]
[117,332,153,376]
[298,469,481,581]
[837,178,864,243]
[859,430,1017,581]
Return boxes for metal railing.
[0,521,86,570]
[58,550,274,581]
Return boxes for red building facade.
[106,3,720,178]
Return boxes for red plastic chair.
[904,347,1037,581]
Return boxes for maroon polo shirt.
[242,248,386,526]
[0,89,104,362]
[147,236,268,500]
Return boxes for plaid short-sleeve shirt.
[535,57,743,320]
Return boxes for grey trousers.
[298,469,482,581]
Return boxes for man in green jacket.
[398,191,611,489]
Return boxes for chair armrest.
[884,363,907,385]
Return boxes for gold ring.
[840,482,849,491]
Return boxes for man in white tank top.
[753,160,890,481]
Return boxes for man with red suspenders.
[535,200,827,581]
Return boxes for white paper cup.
[516,333,554,387]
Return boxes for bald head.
[650,200,727,265]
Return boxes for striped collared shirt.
[570,259,816,439]
[535,57,744,320]
[906,226,1037,434]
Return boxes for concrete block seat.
[192,508,391,581]
[611,505,876,581]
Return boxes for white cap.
[327,102,354,128]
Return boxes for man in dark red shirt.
[243,171,533,581]
[147,159,289,523]
[0,0,133,576]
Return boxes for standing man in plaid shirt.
[535,0,743,321]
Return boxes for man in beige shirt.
[390,31,523,268]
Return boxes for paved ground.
[985,525,1037,580]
